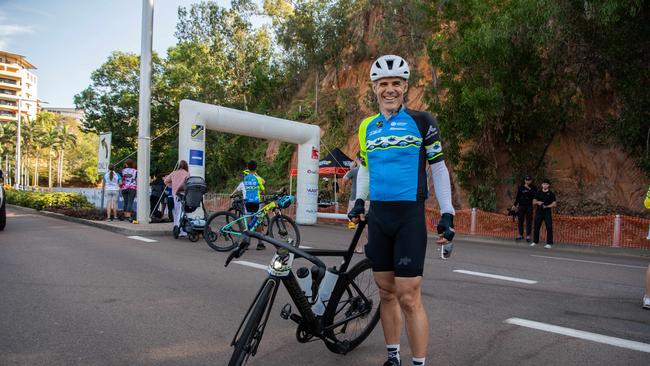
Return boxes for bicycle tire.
[268,214,300,247]
[322,258,380,354]
[204,211,245,252]
[229,280,275,366]
[188,232,199,242]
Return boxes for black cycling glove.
[437,213,455,242]
[347,199,366,221]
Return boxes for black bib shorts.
[365,201,428,277]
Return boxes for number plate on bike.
[268,253,294,277]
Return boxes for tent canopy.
[290,147,353,176]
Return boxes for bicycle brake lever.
[225,236,251,267]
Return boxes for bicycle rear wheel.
[268,214,300,247]
[204,211,245,252]
[229,279,276,366]
[322,258,380,354]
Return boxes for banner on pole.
[97,132,112,174]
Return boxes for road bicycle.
[223,221,380,365]
[204,190,300,252]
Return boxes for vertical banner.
[97,132,112,174]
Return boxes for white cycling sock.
[412,357,425,365]
[386,344,400,360]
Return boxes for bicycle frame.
[228,221,370,354]
[222,200,277,236]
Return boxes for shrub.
[6,190,94,211]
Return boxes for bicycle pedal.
[280,304,292,320]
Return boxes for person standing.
[103,164,121,221]
[164,160,190,236]
[149,172,165,220]
[242,160,266,250]
[348,55,455,366]
[531,179,557,248]
[512,175,536,242]
[343,158,360,230]
[120,159,137,223]
[164,185,174,222]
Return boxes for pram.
[173,176,208,242]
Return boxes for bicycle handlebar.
[225,231,327,274]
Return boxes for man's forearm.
[430,161,455,215]
[355,165,369,200]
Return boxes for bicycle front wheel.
[204,211,245,252]
[322,258,380,354]
[268,214,300,247]
[229,279,276,366]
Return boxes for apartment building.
[43,107,84,123]
[0,50,38,123]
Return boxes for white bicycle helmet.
[370,55,410,81]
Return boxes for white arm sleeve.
[355,165,369,200]
[431,161,455,215]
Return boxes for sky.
[0,0,232,108]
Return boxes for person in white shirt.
[103,164,121,221]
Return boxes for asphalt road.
[1,208,649,365]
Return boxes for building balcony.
[0,67,21,79]
[0,80,21,90]
[0,91,19,100]
[0,103,18,111]
[0,114,16,122]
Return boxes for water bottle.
[312,267,339,316]
[296,267,313,303]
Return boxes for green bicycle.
[204,191,300,252]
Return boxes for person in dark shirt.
[531,179,557,248]
[512,175,536,242]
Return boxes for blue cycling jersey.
[243,173,265,203]
[358,106,444,201]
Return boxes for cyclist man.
[242,160,266,250]
[348,55,455,366]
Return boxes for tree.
[56,121,77,187]
[74,51,164,162]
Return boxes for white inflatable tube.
[179,100,321,224]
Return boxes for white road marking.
[505,318,650,353]
[300,245,312,249]
[127,236,158,243]
[233,261,267,270]
[531,255,646,269]
[453,270,538,284]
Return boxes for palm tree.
[20,116,37,187]
[56,122,77,187]
[0,124,15,184]
[31,111,59,188]
[41,123,61,188]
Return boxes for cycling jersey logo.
[311,146,319,160]
[431,141,442,153]
[366,135,422,152]
[397,256,412,266]
[425,125,438,139]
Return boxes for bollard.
[470,207,477,235]
[612,214,621,248]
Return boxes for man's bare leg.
[395,276,428,357]
[374,271,401,345]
